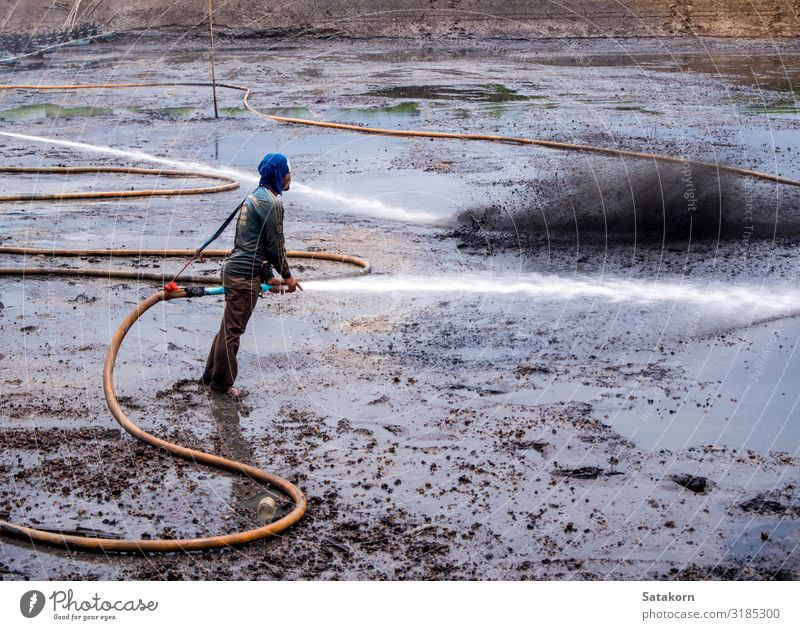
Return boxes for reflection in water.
[0,103,246,121]
[208,396,284,523]
[368,83,534,101]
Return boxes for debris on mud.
[552,466,623,480]
[739,488,800,517]
[670,474,715,495]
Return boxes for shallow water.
[602,320,800,454]
[0,103,247,121]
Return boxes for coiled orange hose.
[0,250,368,552]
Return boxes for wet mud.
[1,35,799,580]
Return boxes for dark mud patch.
[508,439,549,453]
[514,363,553,377]
[670,474,715,495]
[739,487,800,517]
[68,293,98,304]
[115,396,144,410]
[368,83,534,102]
[154,378,205,406]
[0,391,102,420]
[541,52,800,94]
[553,466,624,480]
[0,426,122,452]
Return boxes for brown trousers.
[202,274,262,392]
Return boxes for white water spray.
[0,131,249,182]
[303,274,800,318]
[0,131,440,224]
[292,184,440,224]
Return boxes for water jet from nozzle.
[301,274,800,320]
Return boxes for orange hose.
[0,247,372,275]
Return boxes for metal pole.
[207,0,219,118]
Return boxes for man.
[202,153,302,396]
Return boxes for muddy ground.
[1,34,800,580]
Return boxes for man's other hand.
[285,276,303,293]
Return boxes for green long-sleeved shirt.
[222,186,291,280]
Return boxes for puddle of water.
[483,382,609,406]
[256,106,315,118]
[729,519,800,565]
[742,102,800,119]
[301,388,405,426]
[155,105,246,119]
[602,320,800,455]
[331,102,421,123]
[367,83,535,102]
[481,100,559,118]
[611,105,663,115]
[0,103,119,121]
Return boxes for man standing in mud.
[202,153,302,397]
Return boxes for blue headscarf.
[257,153,291,195]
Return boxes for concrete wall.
[4,1,799,37]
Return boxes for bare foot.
[204,384,244,398]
